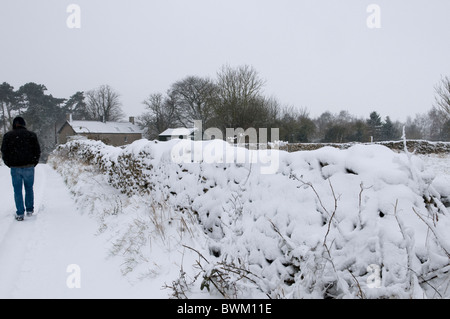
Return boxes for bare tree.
[85,84,124,122]
[434,75,450,119]
[314,111,335,142]
[214,64,269,130]
[140,93,179,140]
[277,105,316,142]
[427,107,442,140]
[217,65,265,103]
[169,76,218,128]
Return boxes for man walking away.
[1,117,41,221]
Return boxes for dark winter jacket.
[1,127,41,168]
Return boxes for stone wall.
[277,140,450,154]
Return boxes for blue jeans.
[11,167,35,216]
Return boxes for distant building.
[159,127,195,141]
[58,116,143,146]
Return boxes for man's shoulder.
[2,130,14,140]
[3,129,37,140]
[13,128,36,136]
[3,130,14,136]
[24,129,38,138]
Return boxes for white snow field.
[0,139,449,299]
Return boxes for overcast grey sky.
[1,0,450,122]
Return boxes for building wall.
[84,133,142,146]
[58,124,76,145]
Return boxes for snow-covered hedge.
[50,139,450,298]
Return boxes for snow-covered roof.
[159,127,195,136]
[68,120,143,134]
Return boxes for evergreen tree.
[18,82,66,160]
[64,91,88,120]
[381,116,398,141]
[0,82,17,133]
[367,111,382,141]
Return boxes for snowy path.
[0,164,154,299]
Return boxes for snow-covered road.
[0,164,152,298]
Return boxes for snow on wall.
[280,140,450,154]
[50,139,450,298]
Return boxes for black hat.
[13,116,26,129]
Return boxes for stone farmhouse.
[58,116,143,147]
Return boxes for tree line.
[139,65,450,143]
[1,66,450,159]
[0,82,124,159]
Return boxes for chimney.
[129,116,135,125]
[66,113,73,122]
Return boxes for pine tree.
[64,91,88,120]
[0,82,16,133]
[367,111,382,142]
[18,82,66,160]
[381,116,398,141]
